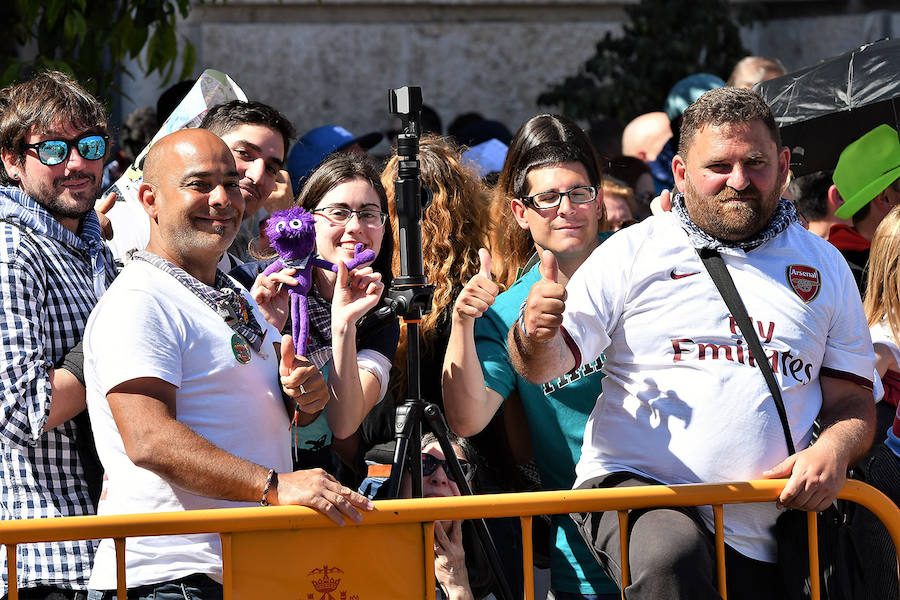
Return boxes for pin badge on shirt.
[231,333,252,364]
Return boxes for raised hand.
[96,192,116,240]
[334,243,376,272]
[279,334,329,414]
[453,248,499,324]
[434,519,473,600]
[251,267,297,330]
[331,261,384,329]
[522,250,567,343]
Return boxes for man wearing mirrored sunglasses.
[0,70,118,600]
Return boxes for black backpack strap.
[698,247,796,455]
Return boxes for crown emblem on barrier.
[307,565,346,600]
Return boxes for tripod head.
[386,86,434,320]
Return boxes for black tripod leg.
[387,400,424,499]
[423,404,516,600]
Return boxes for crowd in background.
[2,47,900,600]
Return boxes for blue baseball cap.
[664,73,726,121]
[288,125,383,194]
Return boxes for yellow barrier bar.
[0,480,886,543]
[713,504,726,599]
[521,516,534,600]
[1,480,898,598]
[114,537,127,600]
[617,510,629,596]
[6,543,16,600]
[807,511,820,600]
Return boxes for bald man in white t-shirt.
[509,87,876,600]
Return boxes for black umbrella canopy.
[755,38,900,176]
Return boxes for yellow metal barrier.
[2,479,899,599]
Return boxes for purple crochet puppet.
[262,206,376,357]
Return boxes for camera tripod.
[380,86,514,600]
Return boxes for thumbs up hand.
[452,248,500,324]
[522,250,567,343]
[279,334,329,414]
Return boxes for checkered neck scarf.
[131,250,265,352]
[672,192,799,250]
[0,186,117,295]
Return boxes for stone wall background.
[117,2,900,150]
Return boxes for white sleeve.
[561,235,630,369]
[86,288,185,394]
[357,349,391,402]
[822,261,876,383]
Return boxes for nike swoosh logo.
[670,270,700,279]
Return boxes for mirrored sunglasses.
[24,134,108,166]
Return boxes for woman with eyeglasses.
[443,122,620,599]
[400,432,496,600]
[249,152,399,476]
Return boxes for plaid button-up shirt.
[0,187,117,594]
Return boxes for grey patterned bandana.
[131,250,265,352]
[672,192,799,250]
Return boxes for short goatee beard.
[27,173,101,221]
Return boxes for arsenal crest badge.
[786,264,821,303]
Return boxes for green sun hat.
[834,124,900,219]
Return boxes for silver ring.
[299,384,307,395]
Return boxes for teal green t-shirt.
[474,234,617,595]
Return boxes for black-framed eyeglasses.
[312,206,387,227]
[521,185,598,210]
[24,134,109,167]
[422,453,475,483]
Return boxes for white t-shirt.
[562,213,875,562]
[84,260,291,589]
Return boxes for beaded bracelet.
[260,468,278,506]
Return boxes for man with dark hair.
[0,71,118,599]
[107,100,295,268]
[787,170,849,240]
[199,100,295,264]
[510,87,876,599]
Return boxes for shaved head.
[139,128,243,283]
[143,128,235,187]
[622,112,672,162]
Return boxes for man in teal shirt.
[442,139,617,598]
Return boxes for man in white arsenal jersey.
[508,87,876,600]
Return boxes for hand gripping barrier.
[1,479,899,599]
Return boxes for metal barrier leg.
[6,543,16,600]
[806,512,820,600]
[114,537,127,600]
[521,516,534,600]
[617,510,629,599]
[425,522,436,600]
[713,505,726,599]
[221,533,232,600]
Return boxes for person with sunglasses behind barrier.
[399,433,497,600]
[0,71,119,600]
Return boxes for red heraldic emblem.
[786,264,821,303]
